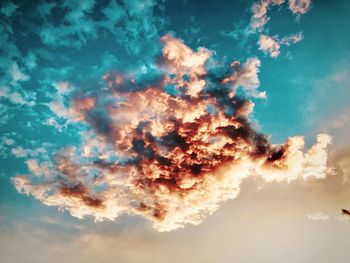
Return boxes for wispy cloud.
[289,0,311,15]
[307,212,330,221]
[247,0,310,57]
[258,32,303,58]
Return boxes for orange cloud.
[13,35,332,232]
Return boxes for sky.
[1,0,350,262]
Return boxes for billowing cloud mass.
[13,35,331,232]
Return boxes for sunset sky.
[1,0,350,262]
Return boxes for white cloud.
[280,32,303,46]
[307,212,330,221]
[302,134,333,180]
[259,35,281,58]
[11,147,28,158]
[222,57,265,98]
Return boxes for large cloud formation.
[13,35,331,231]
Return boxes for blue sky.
[1,0,350,262]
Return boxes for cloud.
[335,150,350,184]
[33,0,163,55]
[36,1,98,48]
[0,1,18,17]
[258,35,281,58]
[2,137,15,146]
[250,0,288,31]
[250,0,271,30]
[307,212,330,221]
[307,210,350,222]
[0,0,165,141]
[11,144,51,159]
[10,62,29,83]
[11,147,27,158]
[12,35,332,232]
[280,32,304,46]
[248,1,309,58]
[46,81,86,124]
[0,86,34,106]
[224,1,306,60]
[289,0,311,15]
[249,0,311,32]
[258,32,303,58]
[26,159,51,177]
[13,176,49,199]
[221,58,265,98]
[24,52,37,70]
[302,134,333,180]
